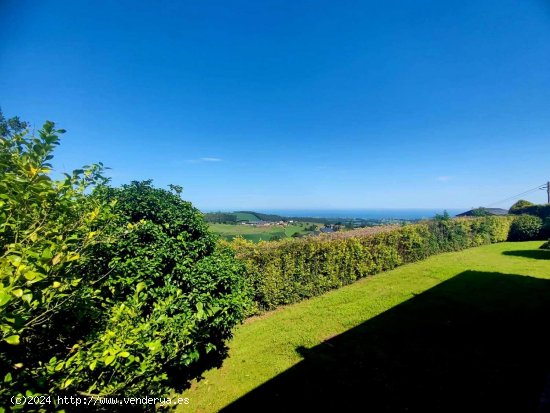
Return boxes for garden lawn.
[179,241,550,412]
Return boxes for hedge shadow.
[502,250,550,260]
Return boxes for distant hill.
[456,208,509,217]
[204,210,350,224]
[203,210,415,226]
[235,211,285,222]
[203,211,283,223]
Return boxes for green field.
[233,212,260,222]
[179,241,550,412]
[209,222,320,242]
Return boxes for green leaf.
[0,292,11,307]
[23,271,42,281]
[104,354,115,366]
[136,282,146,294]
[41,248,53,261]
[4,335,20,345]
[7,255,21,266]
[61,378,73,389]
[11,289,23,298]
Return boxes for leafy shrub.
[0,120,111,406]
[508,215,543,241]
[62,181,251,399]
[509,202,550,220]
[509,199,534,214]
[229,216,515,311]
[0,117,250,409]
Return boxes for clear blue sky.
[1,0,550,210]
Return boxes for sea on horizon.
[204,208,466,220]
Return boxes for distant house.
[456,207,509,217]
[320,227,335,233]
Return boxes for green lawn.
[209,222,319,242]
[179,241,550,412]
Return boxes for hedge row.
[510,204,550,220]
[228,216,516,311]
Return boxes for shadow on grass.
[221,271,550,413]
[502,250,550,260]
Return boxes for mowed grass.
[179,242,550,412]
[209,223,319,242]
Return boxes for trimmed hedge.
[510,204,550,220]
[508,215,543,241]
[228,216,516,311]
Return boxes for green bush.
[541,218,550,239]
[508,215,543,241]
[0,118,250,409]
[509,199,534,214]
[62,181,251,399]
[509,202,550,220]
[229,216,515,311]
[0,120,111,406]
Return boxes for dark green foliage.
[542,218,550,239]
[509,199,534,213]
[508,215,543,241]
[0,115,250,408]
[0,108,28,137]
[509,202,550,220]
[235,211,286,222]
[204,212,238,224]
[0,120,111,407]
[229,217,515,311]
[434,210,451,221]
[63,181,251,398]
[470,208,491,217]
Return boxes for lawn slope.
[180,241,550,412]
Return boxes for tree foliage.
[0,119,111,406]
[0,113,250,409]
[508,215,543,241]
[509,202,550,221]
[0,109,28,138]
[62,181,251,399]
[509,200,535,214]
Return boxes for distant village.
[239,219,339,234]
[240,220,291,227]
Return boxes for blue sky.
[1,0,550,210]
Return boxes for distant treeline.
[204,210,414,226]
[235,211,285,222]
[204,212,238,223]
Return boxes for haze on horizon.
[1,0,550,210]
